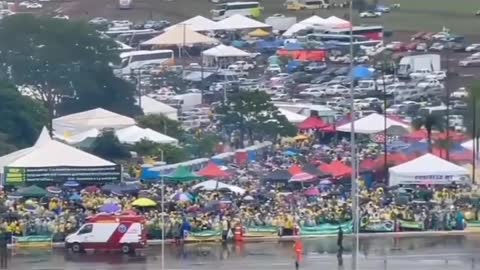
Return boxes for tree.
[216,91,296,147]
[183,133,221,158]
[91,130,131,161]
[0,15,140,131]
[412,114,444,153]
[0,133,17,156]
[132,139,187,164]
[137,114,184,140]
[0,81,48,148]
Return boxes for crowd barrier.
[12,235,53,248]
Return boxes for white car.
[416,42,428,51]
[270,73,289,82]
[53,15,69,20]
[234,61,255,71]
[375,75,398,85]
[89,17,109,25]
[266,64,282,73]
[325,84,349,95]
[459,57,480,67]
[26,3,42,8]
[429,42,444,51]
[465,44,480,52]
[111,20,133,28]
[299,87,325,98]
[409,69,432,80]
[450,88,468,99]
[425,70,447,80]
[360,11,381,18]
[417,79,444,89]
[18,1,30,7]
[432,32,450,40]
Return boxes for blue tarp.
[283,42,304,50]
[351,65,373,80]
[248,151,257,162]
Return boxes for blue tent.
[284,42,304,50]
[351,65,373,80]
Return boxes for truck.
[397,54,441,79]
[65,214,147,254]
[265,15,297,31]
[118,0,132,9]
[167,93,202,110]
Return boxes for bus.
[303,33,381,46]
[211,1,263,21]
[302,0,329,9]
[327,25,384,42]
[104,29,156,38]
[117,50,174,74]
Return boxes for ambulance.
[65,214,147,254]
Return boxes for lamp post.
[348,1,359,269]
[158,149,165,270]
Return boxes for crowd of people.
[0,140,477,242]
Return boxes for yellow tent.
[248,28,270,38]
[132,198,157,207]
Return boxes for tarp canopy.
[16,185,47,197]
[299,15,327,25]
[166,15,224,32]
[389,154,470,186]
[218,14,271,30]
[142,25,218,46]
[298,116,328,130]
[0,127,114,173]
[402,129,429,141]
[115,125,178,145]
[288,164,304,175]
[53,108,135,136]
[197,163,230,178]
[165,166,200,183]
[279,108,307,123]
[202,44,251,58]
[302,163,329,177]
[248,28,271,37]
[319,161,352,178]
[140,96,178,120]
[336,113,409,134]
[262,170,291,182]
[193,180,245,194]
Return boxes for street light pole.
[348,1,359,270]
[159,149,165,270]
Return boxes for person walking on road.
[0,230,8,269]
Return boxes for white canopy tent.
[323,16,351,28]
[389,154,470,186]
[116,125,178,145]
[57,128,100,144]
[283,15,327,37]
[299,15,327,25]
[461,139,478,151]
[142,25,218,46]
[140,96,178,120]
[336,113,409,134]
[53,108,135,136]
[218,14,271,30]
[0,128,114,173]
[278,108,307,124]
[166,15,224,32]
[193,180,246,195]
[202,44,251,66]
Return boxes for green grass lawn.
[262,0,480,34]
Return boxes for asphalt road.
[8,235,480,270]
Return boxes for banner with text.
[4,165,122,185]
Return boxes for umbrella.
[69,194,82,202]
[319,179,332,185]
[63,181,80,188]
[16,185,47,197]
[289,172,315,182]
[83,185,100,193]
[243,195,255,201]
[132,198,157,207]
[46,186,62,194]
[304,187,320,196]
[171,192,193,202]
[99,203,121,213]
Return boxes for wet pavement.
[8,235,480,270]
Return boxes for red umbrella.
[304,187,320,196]
[289,172,315,182]
[319,161,351,178]
[288,164,304,175]
[197,163,230,178]
[298,116,328,130]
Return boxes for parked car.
[26,3,42,8]
[299,87,325,98]
[304,62,327,72]
[466,44,480,52]
[311,74,332,84]
[429,42,444,51]
[417,79,444,89]
[233,61,255,71]
[459,57,480,67]
[375,75,398,85]
[89,17,109,25]
[266,64,282,73]
[360,11,381,18]
[450,88,468,99]
[325,84,349,95]
[425,70,447,80]
[410,69,432,80]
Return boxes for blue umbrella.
[351,65,373,80]
[69,193,82,202]
[64,181,80,188]
[99,203,121,213]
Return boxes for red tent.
[374,153,411,170]
[298,116,328,130]
[288,164,304,175]
[319,161,351,178]
[359,159,377,171]
[197,163,230,178]
[432,131,468,142]
[432,148,473,163]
